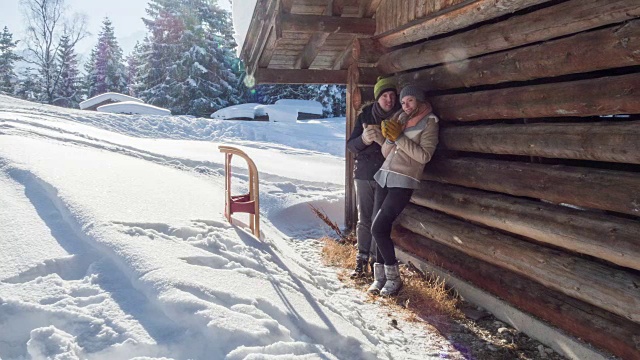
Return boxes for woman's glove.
[382,120,402,142]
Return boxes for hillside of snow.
[0,95,461,360]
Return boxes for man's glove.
[362,127,376,145]
[382,120,402,142]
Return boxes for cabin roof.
[240,0,382,85]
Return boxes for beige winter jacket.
[374,112,439,189]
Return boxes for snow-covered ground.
[0,95,461,359]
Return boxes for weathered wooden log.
[378,0,640,73]
[397,205,640,322]
[377,0,549,47]
[412,181,640,270]
[423,157,640,216]
[439,121,640,164]
[430,73,640,121]
[391,225,640,360]
[394,19,640,91]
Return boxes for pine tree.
[137,0,245,116]
[53,34,81,107]
[125,41,144,96]
[84,18,127,98]
[0,26,21,94]
[254,84,346,117]
[15,67,39,101]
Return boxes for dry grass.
[320,236,357,268]
[311,205,462,324]
[320,236,463,323]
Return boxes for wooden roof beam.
[280,14,376,35]
[255,68,378,85]
[359,0,382,18]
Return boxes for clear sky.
[0,0,252,60]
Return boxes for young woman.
[368,85,440,296]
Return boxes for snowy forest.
[0,0,346,117]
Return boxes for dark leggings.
[371,185,414,265]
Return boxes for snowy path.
[0,95,462,359]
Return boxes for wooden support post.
[344,40,363,231]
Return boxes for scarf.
[403,104,430,129]
[372,101,400,124]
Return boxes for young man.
[346,77,400,278]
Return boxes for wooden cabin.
[241,1,640,359]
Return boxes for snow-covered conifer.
[53,34,81,108]
[0,26,21,94]
[84,18,127,97]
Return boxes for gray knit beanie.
[400,85,426,103]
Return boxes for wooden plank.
[254,67,377,84]
[378,0,640,73]
[430,73,640,121]
[257,22,282,68]
[412,181,640,270]
[280,14,376,35]
[423,157,640,216]
[392,225,640,360]
[440,121,640,164]
[281,0,295,13]
[397,205,640,323]
[394,19,640,91]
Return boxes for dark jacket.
[346,103,386,180]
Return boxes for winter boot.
[367,263,386,294]
[350,258,368,278]
[380,263,403,297]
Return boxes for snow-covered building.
[211,99,322,122]
[97,101,172,116]
[79,92,144,111]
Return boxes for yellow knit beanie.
[373,76,397,100]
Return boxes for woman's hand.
[382,120,402,142]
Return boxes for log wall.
[372,1,640,358]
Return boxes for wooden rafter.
[280,0,295,13]
[254,68,377,85]
[358,0,382,18]
[280,14,376,35]
[294,32,331,69]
